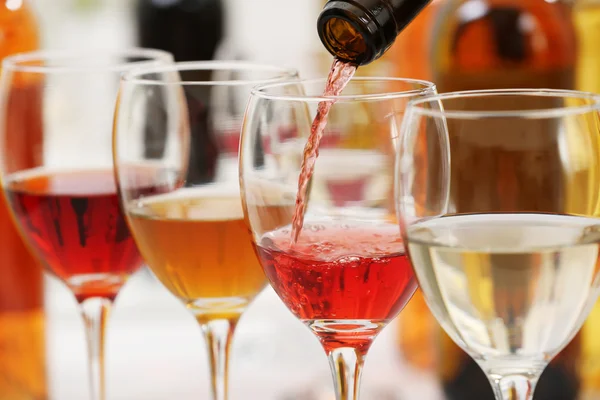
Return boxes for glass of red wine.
[239,76,437,400]
[0,49,173,400]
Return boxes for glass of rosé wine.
[239,77,437,400]
[112,61,298,400]
[0,49,174,400]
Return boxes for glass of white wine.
[396,89,600,400]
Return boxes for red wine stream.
[291,59,356,243]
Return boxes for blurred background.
[2,0,600,399]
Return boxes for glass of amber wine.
[0,49,174,400]
[113,61,298,400]
[239,77,436,400]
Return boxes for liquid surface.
[407,213,600,364]
[127,186,267,317]
[6,169,149,302]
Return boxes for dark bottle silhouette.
[136,0,224,183]
[137,0,224,63]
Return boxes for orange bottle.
[0,1,47,399]
[391,1,595,400]
[386,1,444,372]
[389,0,443,82]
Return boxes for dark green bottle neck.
[317,0,431,65]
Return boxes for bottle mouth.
[317,1,390,65]
[320,16,370,64]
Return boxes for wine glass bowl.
[3,169,148,302]
[0,49,174,400]
[113,61,298,400]
[240,77,436,400]
[396,89,600,400]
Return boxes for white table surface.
[44,268,444,400]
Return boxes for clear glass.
[0,49,174,400]
[396,89,600,400]
[113,61,298,400]
[239,77,437,400]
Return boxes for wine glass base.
[67,273,127,303]
[186,296,251,322]
[305,319,385,352]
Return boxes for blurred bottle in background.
[390,0,443,82]
[136,0,224,63]
[135,0,225,177]
[391,0,600,399]
[0,1,47,399]
[431,0,576,92]
[571,2,600,397]
[574,0,600,94]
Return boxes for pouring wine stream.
[291,59,357,243]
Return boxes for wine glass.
[396,89,600,400]
[0,49,174,400]
[113,61,298,400]
[239,77,437,400]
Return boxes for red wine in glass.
[256,221,417,351]
[5,168,158,302]
[291,59,356,242]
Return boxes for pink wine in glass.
[256,221,417,350]
[291,59,356,242]
[5,169,159,302]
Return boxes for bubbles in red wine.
[256,221,417,322]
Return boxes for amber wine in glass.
[113,61,298,400]
[127,188,267,318]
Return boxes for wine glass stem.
[198,317,238,400]
[327,347,366,400]
[490,373,539,400]
[79,297,112,400]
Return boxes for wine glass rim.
[250,77,437,102]
[407,88,600,119]
[121,60,299,86]
[1,48,174,74]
